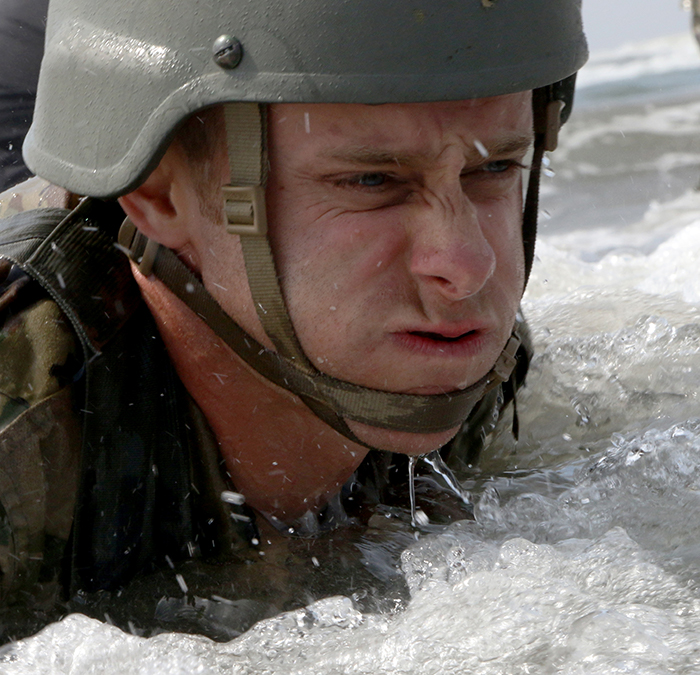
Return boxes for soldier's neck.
[131,263,368,522]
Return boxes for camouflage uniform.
[0,178,82,601]
[0,180,252,609]
[0,179,524,620]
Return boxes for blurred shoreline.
[540,32,700,246]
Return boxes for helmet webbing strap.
[222,104,315,374]
[119,220,521,437]
[216,101,521,441]
[523,87,567,284]
[522,121,545,284]
[120,100,523,446]
[220,103,364,441]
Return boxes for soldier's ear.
[118,144,193,250]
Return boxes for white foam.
[7,492,700,674]
[556,99,700,162]
[5,202,700,672]
[577,32,700,90]
[6,31,700,675]
[532,188,700,268]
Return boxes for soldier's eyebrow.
[478,134,533,159]
[320,134,533,167]
[319,146,419,167]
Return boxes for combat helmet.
[24,0,588,445]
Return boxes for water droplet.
[408,456,420,527]
[220,490,245,505]
[175,574,188,594]
[474,139,489,158]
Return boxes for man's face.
[267,94,529,385]
[195,93,531,451]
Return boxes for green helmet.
[24,0,588,446]
[25,0,587,197]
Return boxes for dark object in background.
[0,0,49,192]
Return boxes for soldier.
[0,0,587,638]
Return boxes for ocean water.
[3,34,700,675]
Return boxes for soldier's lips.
[391,327,487,357]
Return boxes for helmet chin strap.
[523,87,565,285]
[121,98,562,449]
[222,102,525,446]
[120,216,521,448]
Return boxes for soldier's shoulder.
[0,257,82,604]
[0,262,82,432]
[0,177,78,220]
[0,176,82,423]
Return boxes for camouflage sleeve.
[0,261,82,424]
[0,260,82,602]
[0,176,76,220]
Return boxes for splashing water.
[3,35,700,673]
[9,421,700,673]
[5,220,700,673]
[421,451,472,509]
[408,455,419,527]
[407,453,472,528]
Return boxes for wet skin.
[265,96,531,446]
[120,93,532,519]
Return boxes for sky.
[582,0,692,52]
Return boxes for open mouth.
[393,327,486,358]
[409,330,477,343]
[390,327,489,371]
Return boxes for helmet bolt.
[213,35,243,69]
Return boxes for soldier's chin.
[345,419,462,455]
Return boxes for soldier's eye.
[356,173,387,186]
[483,160,514,173]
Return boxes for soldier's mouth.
[392,328,487,358]
[409,330,477,343]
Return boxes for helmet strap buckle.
[223,185,268,236]
[117,217,160,276]
[544,99,565,152]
